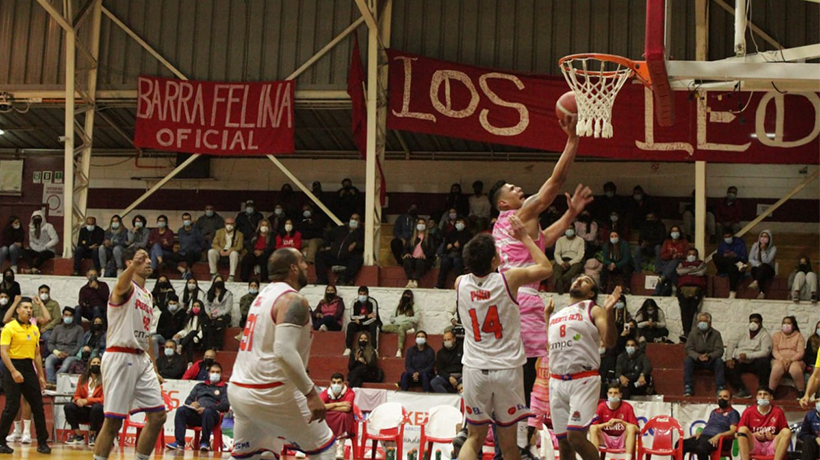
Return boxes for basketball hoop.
[559,54,651,139]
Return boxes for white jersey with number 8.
[457,272,525,370]
[547,300,601,376]
[230,282,311,386]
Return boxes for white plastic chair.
[418,405,463,460]
[357,402,407,460]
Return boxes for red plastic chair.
[119,391,174,450]
[355,402,408,460]
[637,416,684,460]
[418,405,463,460]
[191,412,225,452]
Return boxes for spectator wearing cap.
[45,307,84,384]
[235,200,264,251]
[195,205,225,246]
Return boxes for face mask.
[0,298,7,306]
[168,303,179,312]
[443,340,454,349]
[284,224,293,233]
[260,226,269,234]
[724,237,733,244]
[3,275,12,283]
[349,220,359,229]
[455,223,465,232]
[727,192,736,200]
[203,358,215,368]
[760,237,769,244]
[249,288,258,295]
[782,324,793,334]
[112,222,120,229]
[135,221,144,228]
[187,283,197,291]
[718,399,730,409]
[214,281,225,289]
[607,396,620,404]
[246,207,255,214]
[86,225,95,232]
[610,237,619,244]
[633,194,643,201]
[416,337,427,346]
[605,191,614,198]
[615,302,625,310]
[698,321,709,332]
[183,219,192,227]
[599,347,607,355]
[816,401,820,413]
[626,346,636,356]
[33,218,42,226]
[331,383,343,394]
[358,295,368,303]
[671,232,680,240]
[39,293,49,302]
[88,275,98,282]
[12,223,19,230]
[686,255,696,263]
[749,322,759,332]
[303,210,311,218]
[816,329,820,337]
[225,224,234,232]
[417,224,427,232]
[81,351,91,360]
[157,221,167,228]
[610,215,619,222]
[164,348,175,357]
[757,398,770,407]
[93,323,103,331]
[63,316,74,325]
[325,292,335,300]
[205,210,214,217]
[565,229,575,238]
[192,307,201,315]
[274,208,283,216]
[359,340,368,348]
[647,308,655,315]
[209,373,221,383]
[90,365,101,374]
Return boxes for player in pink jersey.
[94,247,166,460]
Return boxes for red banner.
[387,50,820,164]
[134,76,294,155]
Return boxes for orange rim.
[559,53,652,86]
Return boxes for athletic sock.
[22,420,30,436]
[136,453,151,460]
[11,421,20,435]
[94,455,109,460]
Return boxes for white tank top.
[230,282,312,386]
[548,300,601,375]
[457,272,525,370]
[106,281,154,350]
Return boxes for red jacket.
[276,232,302,250]
[661,239,690,261]
[73,378,104,405]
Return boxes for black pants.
[621,374,652,399]
[313,315,342,331]
[437,254,464,288]
[168,251,201,269]
[64,402,104,432]
[174,406,220,446]
[241,250,271,282]
[345,322,379,349]
[180,330,204,362]
[751,264,776,293]
[714,255,742,291]
[523,357,538,405]
[21,249,55,270]
[0,359,48,445]
[681,436,718,460]
[640,327,669,343]
[348,364,383,388]
[725,357,771,393]
[801,435,820,460]
[73,246,101,272]
[402,257,429,281]
[390,239,404,265]
[315,251,364,285]
[203,314,230,351]
[677,288,703,338]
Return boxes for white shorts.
[462,366,531,427]
[101,351,164,419]
[229,383,335,458]
[548,374,600,438]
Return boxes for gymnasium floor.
[5,445,234,459]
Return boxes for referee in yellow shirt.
[0,297,50,454]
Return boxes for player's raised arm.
[517,115,579,223]
[505,215,553,295]
[592,285,621,349]
[111,248,147,305]
[541,183,594,246]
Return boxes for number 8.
[560,324,566,337]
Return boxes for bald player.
[229,248,336,459]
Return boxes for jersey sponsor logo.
[235,441,251,450]
[550,333,581,351]
[470,290,491,301]
[550,313,584,325]
[571,411,581,421]
[134,296,152,315]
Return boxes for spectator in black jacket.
[315,214,365,286]
[400,331,435,392]
[343,286,380,355]
[157,339,187,380]
[431,330,463,393]
[235,200,264,250]
[152,293,187,358]
[73,216,105,275]
[298,203,325,264]
[347,331,382,388]
[633,211,666,273]
[616,338,653,399]
[0,216,25,273]
[436,218,471,289]
[166,363,230,451]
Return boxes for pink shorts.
[751,438,775,457]
[528,396,550,429]
[602,433,626,450]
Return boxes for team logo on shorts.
[466,406,472,414]
[508,407,516,415]
[571,411,581,421]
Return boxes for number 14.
[468,305,503,342]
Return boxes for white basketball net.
[559,57,634,139]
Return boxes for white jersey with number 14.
[457,272,525,370]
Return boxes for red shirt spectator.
[254,234,268,252]
[661,238,690,261]
[320,381,356,439]
[594,400,638,437]
[276,231,302,250]
[148,227,175,251]
[739,403,788,436]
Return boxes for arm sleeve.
[690,261,708,276]
[184,386,197,405]
[641,355,653,375]
[48,327,58,351]
[771,334,783,360]
[661,240,673,260]
[72,382,84,403]
[87,386,104,405]
[405,349,415,373]
[436,351,450,380]
[748,244,760,267]
[795,335,806,361]
[685,332,700,360]
[568,238,584,265]
[635,313,649,329]
[737,243,748,263]
[421,348,435,374]
[655,309,666,328]
[748,333,773,360]
[46,225,59,250]
[182,363,198,380]
[615,243,632,269]
[709,331,725,360]
[334,299,345,321]
[273,324,315,395]
[764,246,777,264]
[68,328,84,356]
[216,387,230,412]
[615,354,626,377]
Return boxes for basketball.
[555,91,577,121]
